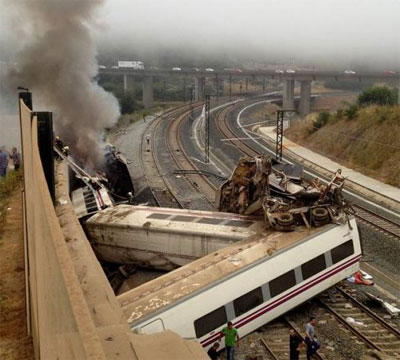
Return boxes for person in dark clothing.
[207,342,220,360]
[289,328,303,360]
[10,147,21,171]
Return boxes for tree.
[358,86,397,106]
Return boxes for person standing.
[10,147,21,171]
[305,317,320,360]
[0,148,8,178]
[289,328,303,360]
[207,342,220,360]
[221,321,239,360]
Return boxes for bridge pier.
[194,76,205,101]
[143,76,154,108]
[298,80,312,116]
[283,79,295,110]
[123,74,134,94]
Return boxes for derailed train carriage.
[118,217,361,353]
[84,156,362,353]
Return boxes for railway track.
[319,286,400,359]
[213,103,258,158]
[353,204,400,240]
[212,100,400,241]
[140,104,195,208]
[259,318,325,360]
[165,105,217,205]
[141,102,219,209]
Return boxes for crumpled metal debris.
[216,155,353,231]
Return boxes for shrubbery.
[309,111,330,133]
[358,86,398,106]
[345,104,358,120]
[114,90,143,114]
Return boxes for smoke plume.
[4,0,120,168]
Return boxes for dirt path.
[0,189,34,359]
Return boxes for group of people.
[0,147,21,178]
[208,317,320,360]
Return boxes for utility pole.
[183,76,187,101]
[190,86,194,120]
[204,95,210,163]
[276,110,296,161]
[215,74,219,104]
[229,74,232,101]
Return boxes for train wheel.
[312,207,329,220]
[277,213,294,226]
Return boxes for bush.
[345,104,358,120]
[358,86,397,106]
[114,90,142,114]
[311,111,330,132]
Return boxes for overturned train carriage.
[85,205,265,270]
[119,218,361,353]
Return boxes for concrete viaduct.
[99,68,399,115]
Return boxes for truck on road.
[117,61,144,70]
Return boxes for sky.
[0,0,399,158]
[94,0,400,69]
[1,0,400,69]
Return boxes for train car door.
[140,318,165,334]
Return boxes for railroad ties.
[319,286,400,359]
[353,204,400,240]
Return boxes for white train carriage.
[85,205,266,270]
[118,218,361,351]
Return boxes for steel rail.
[353,204,400,240]
[317,286,400,359]
[213,100,400,242]
[140,104,198,207]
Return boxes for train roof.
[117,220,339,325]
[87,205,267,240]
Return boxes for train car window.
[147,213,171,220]
[331,240,354,264]
[233,287,263,317]
[269,270,296,298]
[301,254,327,280]
[197,217,224,225]
[194,306,227,339]
[224,220,253,228]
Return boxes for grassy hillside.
[285,105,400,187]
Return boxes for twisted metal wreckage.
[217,155,353,231]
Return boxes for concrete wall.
[20,100,107,359]
[20,98,208,359]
